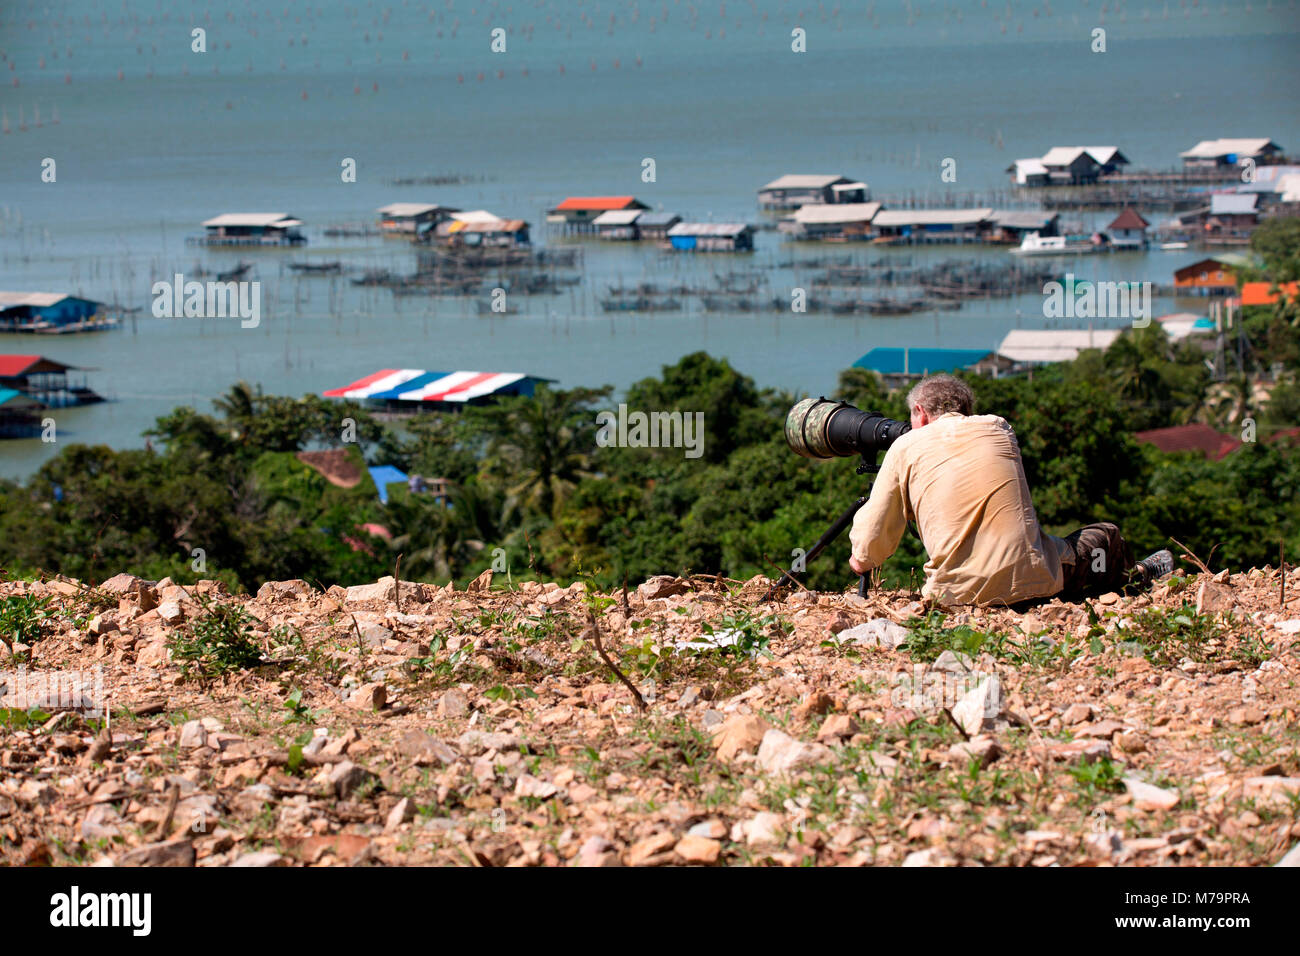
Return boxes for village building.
[780,202,882,240]
[632,212,682,240]
[1106,208,1151,249]
[996,328,1122,365]
[376,202,459,235]
[1238,281,1300,307]
[757,175,867,209]
[324,369,553,413]
[591,209,644,240]
[196,213,305,246]
[1180,138,1284,169]
[1007,159,1048,187]
[0,387,44,438]
[0,292,105,333]
[1009,147,1129,185]
[546,196,648,233]
[1172,256,1245,296]
[853,347,1012,386]
[0,354,103,406]
[666,222,755,252]
[446,218,530,248]
[988,211,1059,243]
[870,208,993,243]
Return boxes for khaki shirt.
[849,413,1071,606]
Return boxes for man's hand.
[849,556,868,576]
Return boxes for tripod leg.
[760,497,869,602]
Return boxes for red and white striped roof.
[323,369,532,402]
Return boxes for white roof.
[1040,147,1095,168]
[998,328,1122,363]
[202,212,298,228]
[792,202,882,225]
[1210,193,1259,215]
[760,174,848,191]
[1011,158,1048,175]
[1278,174,1300,203]
[0,291,76,308]
[1084,146,1125,165]
[667,222,752,236]
[592,209,644,226]
[451,210,500,223]
[1180,138,1279,159]
[831,181,867,191]
[872,208,993,227]
[377,202,444,217]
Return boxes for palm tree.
[212,381,262,442]
[469,385,607,524]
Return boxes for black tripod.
[760,456,880,602]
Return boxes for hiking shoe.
[1133,549,1174,582]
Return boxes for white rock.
[157,601,185,626]
[1124,777,1180,811]
[836,618,909,648]
[755,729,832,775]
[951,675,1004,736]
[741,812,785,846]
[385,797,414,832]
[178,720,207,749]
[230,851,286,867]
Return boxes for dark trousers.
[1058,522,1135,597]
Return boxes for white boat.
[1160,241,1189,251]
[1011,232,1098,256]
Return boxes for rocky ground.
[1,564,1298,867]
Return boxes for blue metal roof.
[368,465,409,504]
[853,347,993,375]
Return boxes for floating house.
[631,211,681,240]
[988,211,1059,243]
[781,202,882,240]
[1040,147,1104,185]
[1007,159,1048,187]
[0,354,103,406]
[1009,147,1128,185]
[870,208,993,243]
[1180,138,1284,169]
[547,196,648,233]
[758,175,867,210]
[447,218,530,248]
[0,292,107,334]
[376,202,459,235]
[1106,208,1150,249]
[324,369,554,412]
[1173,256,1245,295]
[666,222,755,252]
[0,388,45,438]
[592,209,644,240]
[997,328,1122,365]
[196,213,305,246]
[1206,193,1261,232]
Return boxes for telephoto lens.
[784,397,910,460]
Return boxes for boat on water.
[1160,241,1190,251]
[288,261,342,274]
[1011,232,1098,257]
